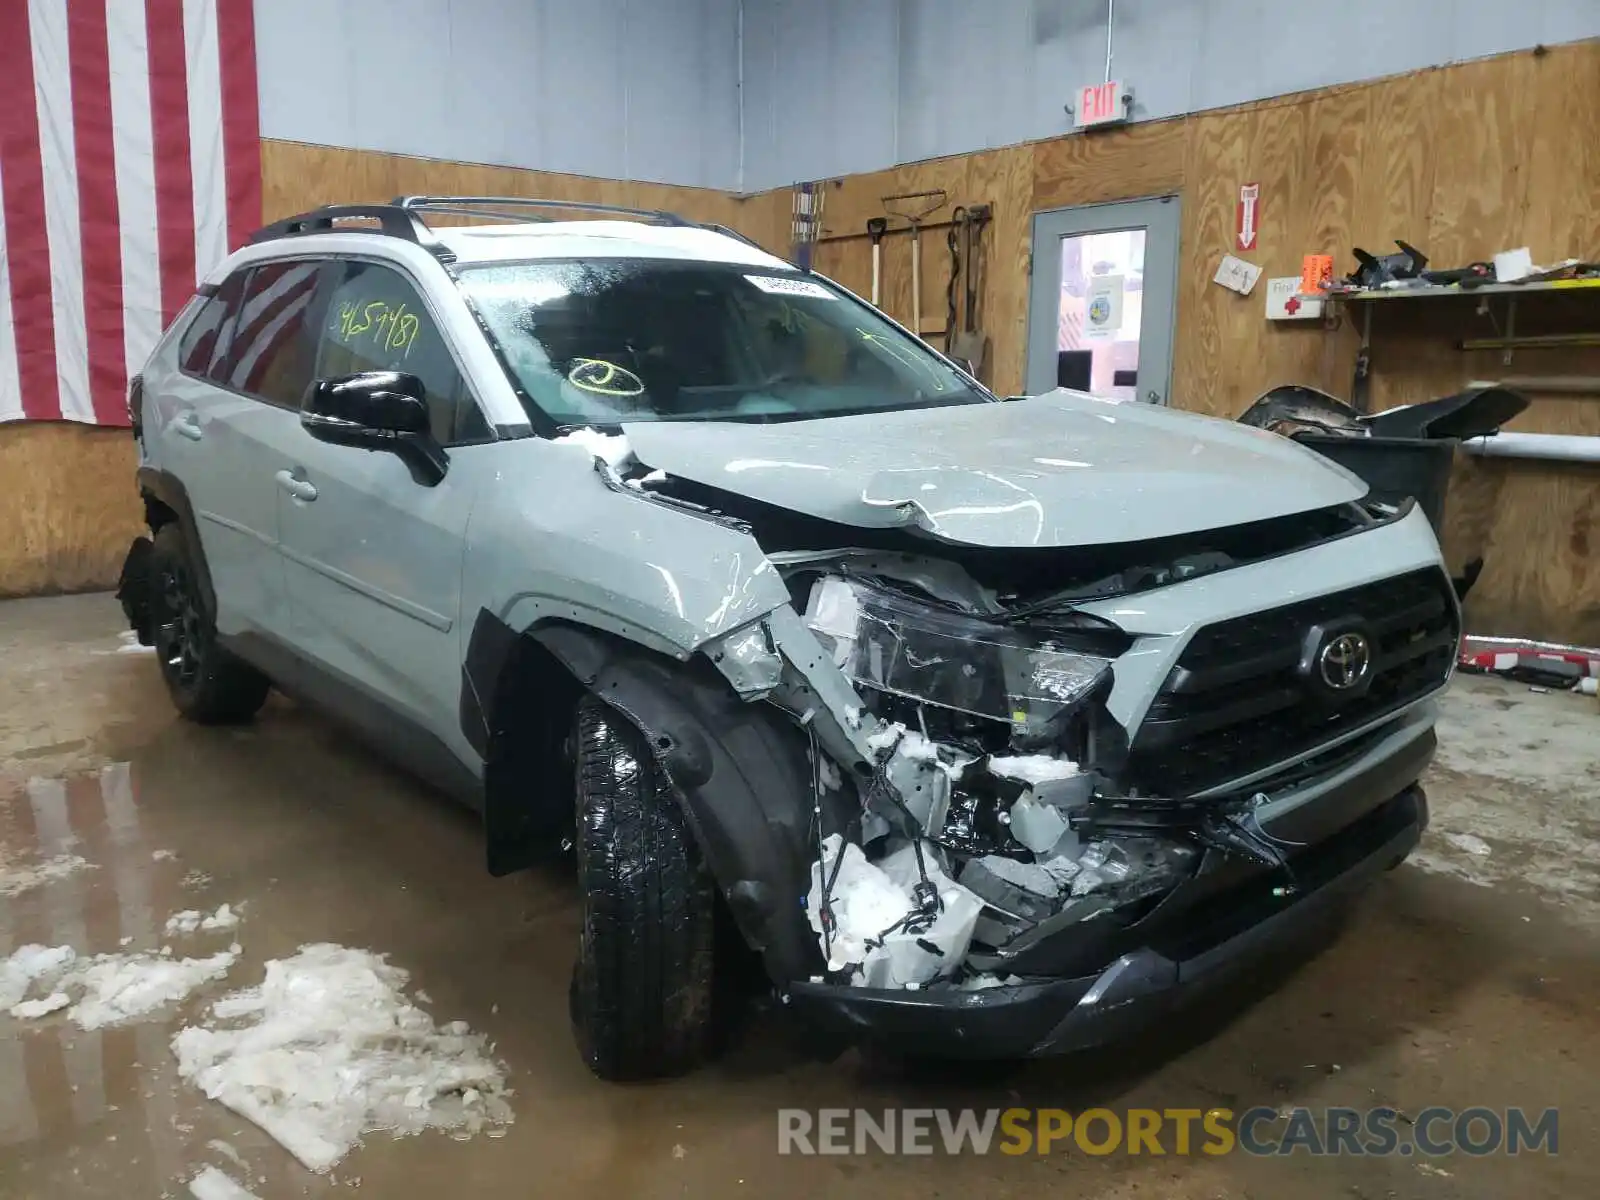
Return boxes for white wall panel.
[254,0,741,189]
[739,0,1600,190]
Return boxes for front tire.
[570,694,716,1080]
[148,524,270,724]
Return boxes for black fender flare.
[136,467,218,621]
[467,613,831,986]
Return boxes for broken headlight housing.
[804,576,1122,745]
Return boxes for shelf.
[1304,277,1600,304]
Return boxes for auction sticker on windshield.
[747,274,836,298]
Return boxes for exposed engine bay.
[719,553,1303,994]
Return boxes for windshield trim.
[449,256,999,433]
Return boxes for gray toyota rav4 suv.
[118,197,1457,1079]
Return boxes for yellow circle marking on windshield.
[567,358,644,396]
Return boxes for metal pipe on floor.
[1463,432,1600,463]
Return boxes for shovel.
[948,204,991,375]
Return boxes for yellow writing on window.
[336,298,421,359]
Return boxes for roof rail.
[395,195,693,227]
[249,203,455,259]
[249,196,755,263]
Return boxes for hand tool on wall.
[791,181,825,271]
[866,218,888,306]
[945,207,965,353]
[883,190,946,338]
[949,203,992,376]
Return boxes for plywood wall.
[795,41,1600,644]
[5,44,1598,643]
[0,425,144,599]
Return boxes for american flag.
[0,0,260,426]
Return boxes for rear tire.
[148,524,270,724]
[569,694,716,1079]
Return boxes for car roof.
[429,220,793,270]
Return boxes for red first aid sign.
[1236,183,1261,251]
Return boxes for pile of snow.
[187,1165,259,1200]
[3,941,238,1028]
[807,835,982,989]
[166,904,241,936]
[0,853,95,897]
[1,944,78,1012]
[987,754,1080,785]
[551,428,634,469]
[172,943,513,1173]
[65,949,239,1030]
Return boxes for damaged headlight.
[804,576,1116,737]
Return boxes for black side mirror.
[302,371,447,485]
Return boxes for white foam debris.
[987,754,1081,785]
[625,468,668,490]
[0,944,78,1010]
[11,992,70,1019]
[188,1165,260,1200]
[181,869,213,889]
[808,835,983,988]
[152,849,178,862]
[64,949,239,1030]
[0,853,96,897]
[171,944,513,1174]
[1443,832,1492,857]
[166,905,241,937]
[550,428,634,469]
[866,722,970,779]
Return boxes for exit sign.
[1075,80,1127,129]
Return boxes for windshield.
[456,259,992,424]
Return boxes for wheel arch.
[136,467,217,621]
[463,607,829,986]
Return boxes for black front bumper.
[786,735,1431,1059]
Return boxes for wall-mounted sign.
[1085,274,1125,338]
[1075,80,1127,129]
[1265,276,1322,319]
[1236,183,1260,251]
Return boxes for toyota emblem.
[1318,632,1372,691]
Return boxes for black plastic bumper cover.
[786,782,1427,1059]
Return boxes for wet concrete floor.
[1,592,1597,1199]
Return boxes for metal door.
[1024,196,1181,402]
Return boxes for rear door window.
[220,260,327,407]
[315,260,490,445]
[177,270,249,379]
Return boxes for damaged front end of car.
[688,546,1312,1004]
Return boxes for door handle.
[274,469,318,503]
[174,413,203,441]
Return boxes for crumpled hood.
[622,390,1368,548]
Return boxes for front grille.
[1131,568,1458,796]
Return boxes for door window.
[1025,197,1180,401]
[220,261,326,406]
[1056,230,1144,401]
[177,270,249,379]
[316,261,489,445]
